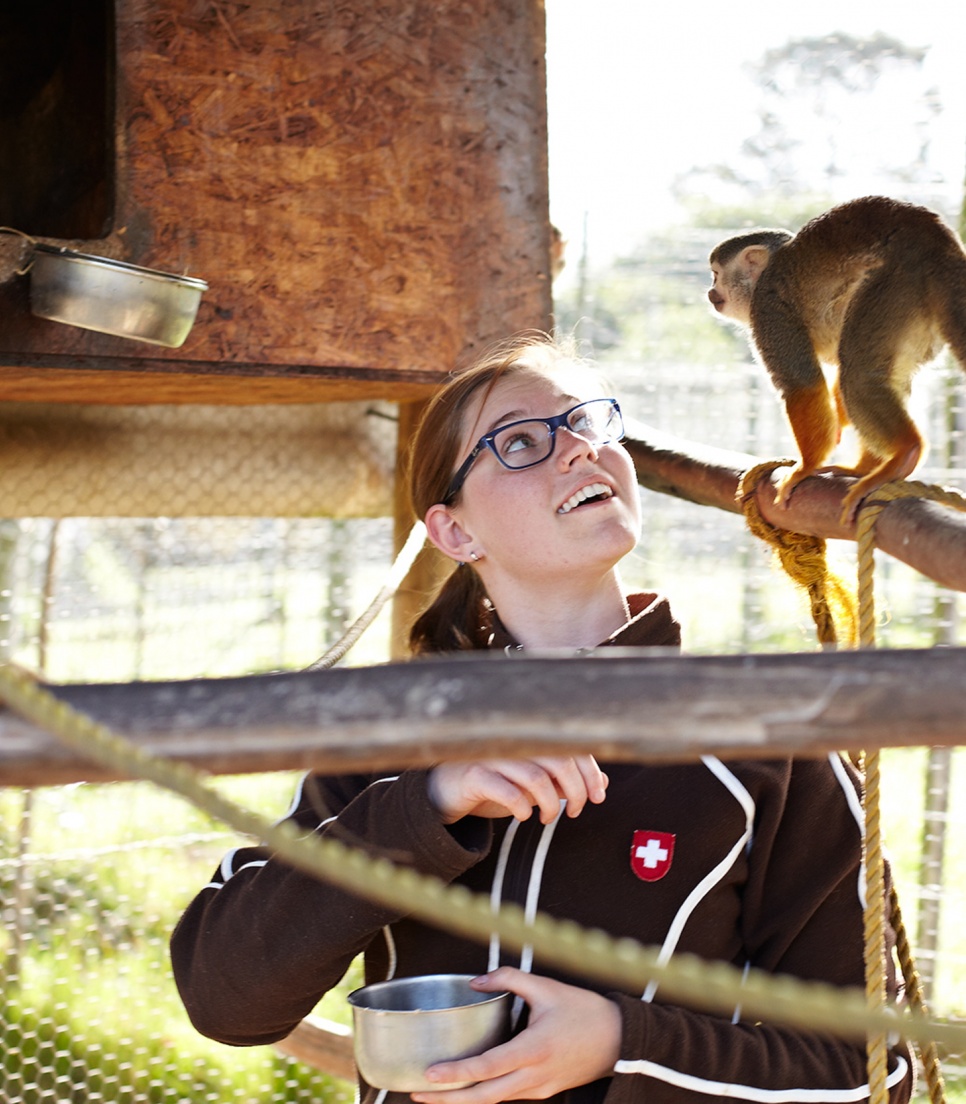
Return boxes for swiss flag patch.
[630,830,675,882]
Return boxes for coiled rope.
[739,468,966,1104]
[737,460,857,649]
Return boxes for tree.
[673,31,941,206]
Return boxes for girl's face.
[440,366,642,586]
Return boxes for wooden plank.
[0,360,440,405]
[273,1016,355,1083]
[0,0,553,402]
[1,647,964,786]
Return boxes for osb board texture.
[0,401,396,517]
[0,0,553,402]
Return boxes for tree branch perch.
[623,417,966,593]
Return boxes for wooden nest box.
[0,0,554,406]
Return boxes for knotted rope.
[737,460,857,649]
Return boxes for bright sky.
[545,0,966,276]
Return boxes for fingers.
[411,971,622,1104]
[428,762,543,823]
[428,756,608,825]
[498,759,571,823]
[491,756,607,823]
[416,1033,531,1100]
[537,755,608,817]
[469,966,543,1006]
[412,1057,529,1103]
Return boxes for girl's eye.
[501,430,540,455]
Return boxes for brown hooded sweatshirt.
[170,592,913,1104]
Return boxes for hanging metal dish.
[27,242,208,349]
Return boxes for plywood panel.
[0,0,552,403]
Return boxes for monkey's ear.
[424,503,473,563]
[738,244,772,278]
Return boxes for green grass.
[0,778,360,1103]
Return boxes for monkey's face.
[707,243,774,327]
[708,258,755,326]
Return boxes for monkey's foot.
[838,476,899,528]
[838,449,921,527]
[839,484,874,528]
[772,467,813,509]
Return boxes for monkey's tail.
[933,252,966,372]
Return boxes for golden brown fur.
[708,195,966,524]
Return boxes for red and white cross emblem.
[630,830,675,882]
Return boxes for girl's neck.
[488,571,631,650]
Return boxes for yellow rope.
[859,746,890,1104]
[740,469,966,1104]
[854,480,966,1104]
[891,886,947,1104]
[3,474,964,1083]
[852,495,888,1104]
[737,461,857,649]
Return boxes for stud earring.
[469,550,481,562]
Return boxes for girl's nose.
[556,425,600,466]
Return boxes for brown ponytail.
[408,565,493,654]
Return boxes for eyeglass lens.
[493,400,620,469]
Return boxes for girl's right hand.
[427,756,608,825]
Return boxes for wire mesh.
[1,259,965,1101]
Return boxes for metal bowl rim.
[347,974,511,1012]
[32,244,209,289]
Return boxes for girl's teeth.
[558,483,612,514]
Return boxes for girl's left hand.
[409,968,621,1104]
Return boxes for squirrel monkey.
[708,195,966,524]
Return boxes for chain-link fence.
[1,322,965,1100]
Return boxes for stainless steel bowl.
[29,244,208,348]
[347,974,512,1092]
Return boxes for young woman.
[171,333,913,1104]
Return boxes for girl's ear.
[424,503,473,563]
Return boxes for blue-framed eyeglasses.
[443,398,624,503]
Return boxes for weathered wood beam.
[272,1016,355,1084]
[624,419,966,593]
[1,647,964,786]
